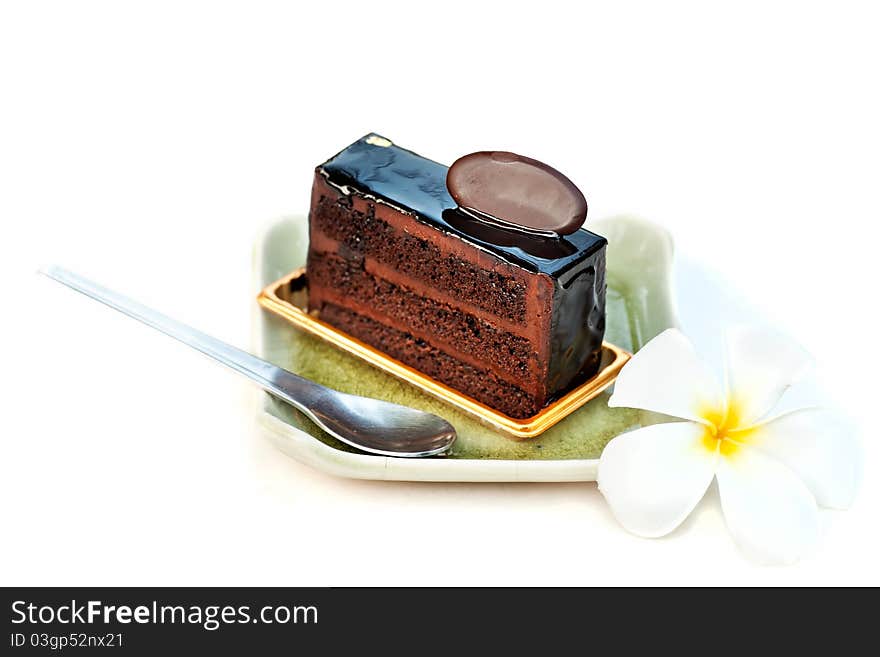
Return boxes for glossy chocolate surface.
[316,134,607,397]
[447,151,588,235]
[319,134,606,281]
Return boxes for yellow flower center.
[699,399,752,457]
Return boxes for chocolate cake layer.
[308,251,539,387]
[311,192,529,324]
[319,304,543,419]
[306,134,607,418]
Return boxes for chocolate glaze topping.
[315,133,607,403]
[319,134,605,281]
[447,151,588,236]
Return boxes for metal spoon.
[41,266,456,458]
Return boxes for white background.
[1,1,878,586]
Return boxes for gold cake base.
[257,268,630,439]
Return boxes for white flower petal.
[733,408,861,509]
[609,328,722,425]
[716,446,819,565]
[724,325,812,427]
[598,422,717,538]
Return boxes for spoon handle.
[40,266,322,413]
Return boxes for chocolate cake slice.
[306,134,606,419]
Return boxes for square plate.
[258,267,630,439]
[253,215,677,481]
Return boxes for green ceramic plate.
[253,215,677,481]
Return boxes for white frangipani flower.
[598,326,860,565]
